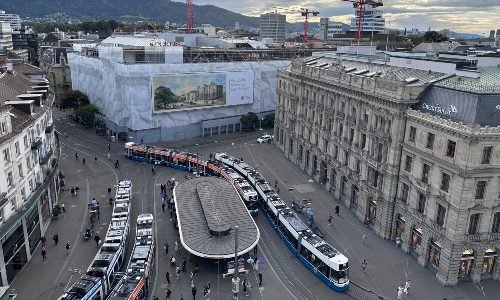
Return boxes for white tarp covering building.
[68,44,289,142]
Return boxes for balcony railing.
[31,137,42,150]
[465,233,482,242]
[39,149,53,165]
[490,233,500,240]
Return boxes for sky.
[194,0,500,34]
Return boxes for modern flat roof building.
[174,177,259,259]
[260,12,286,44]
[0,11,21,33]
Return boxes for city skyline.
[197,0,500,34]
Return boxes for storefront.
[395,214,406,238]
[481,247,497,278]
[26,203,41,255]
[351,185,359,209]
[427,239,441,273]
[458,249,475,282]
[410,225,422,257]
[366,199,377,224]
[40,190,51,227]
[1,221,27,283]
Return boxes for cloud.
[192,0,500,33]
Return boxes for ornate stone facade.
[275,56,500,285]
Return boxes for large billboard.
[152,72,254,112]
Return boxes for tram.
[59,180,133,300]
[124,143,349,292]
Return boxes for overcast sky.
[194,0,500,34]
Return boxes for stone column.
[21,217,31,260]
[0,243,7,286]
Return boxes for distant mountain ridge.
[0,0,261,28]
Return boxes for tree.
[240,112,258,131]
[264,113,275,128]
[154,86,177,108]
[61,90,89,109]
[423,31,448,43]
[76,104,98,126]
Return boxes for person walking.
[109,197,114,206]
[254,257,259,271]
[164,242,169,255]
[170,256,176,268]
[62,203,66,212]
[166,271,171,285]
[179,295,183,300]
[335,205,340,216]
[191,286,197,300]
[65,242,71,254]
[53,234,59,245]
[75,152,78,160]
[258,272,263,287]
[162,202,166,213]
[175,241,179,253]
[107,153,111,161]
[328,215,333,226]
[404,280,411,295]
[194,262,199,275]
[182,258,187,272]
[41,247,47,261]
[166,288,172,300]
[108,143,111,151]
[40,235,47,247]
[242,278,247,294]
[94,156,98,164]
[94,234,101,247]
[82,158,86,165]
[362,259,367,272]
[397,285,404,300]
[253,244,258,256]
[152,167,156,175]
[71,187,75,197]
[176,266,181,280]
[108,187,112,194]
[96,205,100,220]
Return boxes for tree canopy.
[264,113,275,128]
[154,86,177,108]
[61,90,89,109]
[240,112,258,130]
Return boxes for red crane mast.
[342,0,383,45]
[186,0,194,33]
[298,8,319,44]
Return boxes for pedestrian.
[404,280,411,295]
[166,271,171,284]
[397,285,404,300]
[182,258,187,272]
[254,257,259,271]
[190,278,194,288]
[107,153,111,160]
[94,156,98,164]
[152,167,156,175]
[170,255,176,268]
[362,259,367,272]
[243,278,247,293]
[192,286,197,300]
[175,240,179,253]
[40,235,47,247]
[82,158,86,165]
[109,197,113,206]
[179,295,183,300]
[42,247,47,261]
[75,186,79,196]
[246,280,252,296]
[75,152,78,160]
[253,244,258,255]
[176,266,181,279]
[66,241,71,254]
[108,143,111,151]
[258,272,263,287]
[164,242,169,254]
[71,187,75,197]
[328,215,333,225]
[335,205,340,216]
[162,202,166,213]
[166,288,172,300]
[190,271,194,279]
[362,234,367,245]
[96,205,100,220]
[274,180,278,188]
[94,234,101,247]
[108,187,112,194]
[53,234,59,245]
[194,262,199,275]
[115,160,119,168]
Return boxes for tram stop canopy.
[174,177,260,259]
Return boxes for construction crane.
[342,0,383,45]
[298,8,319,44]
[186,0,194,33]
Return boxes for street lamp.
[232,226,240,299]
[259,117,264,131]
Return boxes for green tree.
[76,104,98,126]
[61,90,89,109]
[423,31,448,43]
[154,86,177,108]
[240,112,258,131]
[264,113,275,128]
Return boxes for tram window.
[330,269,348,284]
[318,263,329,276]
[300,247,312,262]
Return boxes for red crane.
[342,0,383,45]
[298,8,319,44]
[186,0,194,33]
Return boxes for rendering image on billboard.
[152,72,254,112]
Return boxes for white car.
[257,134,273,143]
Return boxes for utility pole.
[232,226,240,299]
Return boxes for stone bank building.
[275,55,500,285]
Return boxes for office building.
[0,11,21,33]
[350,7,385,33]
[260,12,286,44]
[0,22,13,51]
[317,18,349,40]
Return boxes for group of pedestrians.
[39,234,71,261]
[397,280,411,299]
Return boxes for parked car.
[257,134,273,143]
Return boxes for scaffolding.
[182,48,332,63]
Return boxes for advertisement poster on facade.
[152,72,254,112]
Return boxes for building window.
[7,172,13,188]
[426,133,435,149]
[349,128,354,144]
[408,126,416,142]
[468,213,481,234]
[344,151,349,167]
[15,142,20,156]
[440,172,450,192]
[475,181,487,199]
[492,212,500,233]
[368,167,379,188]
[481,146,493,164]
[26,155,31,170]
[360,133,366,149]
[377,143,383,162]
[18,164,23,178]
[21,188,26,201]
[417,193,426,214]
[10,199,16,213]
[436,204,446,227]
[404,155,413,172]
[338,123,343,137]
[446,140,456,158]
[355,159,361,174]
[401,183,409,203]
[333,145,338,160]
[3,148,10,163]
[23,135,28,149]
[421,163,430,184]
